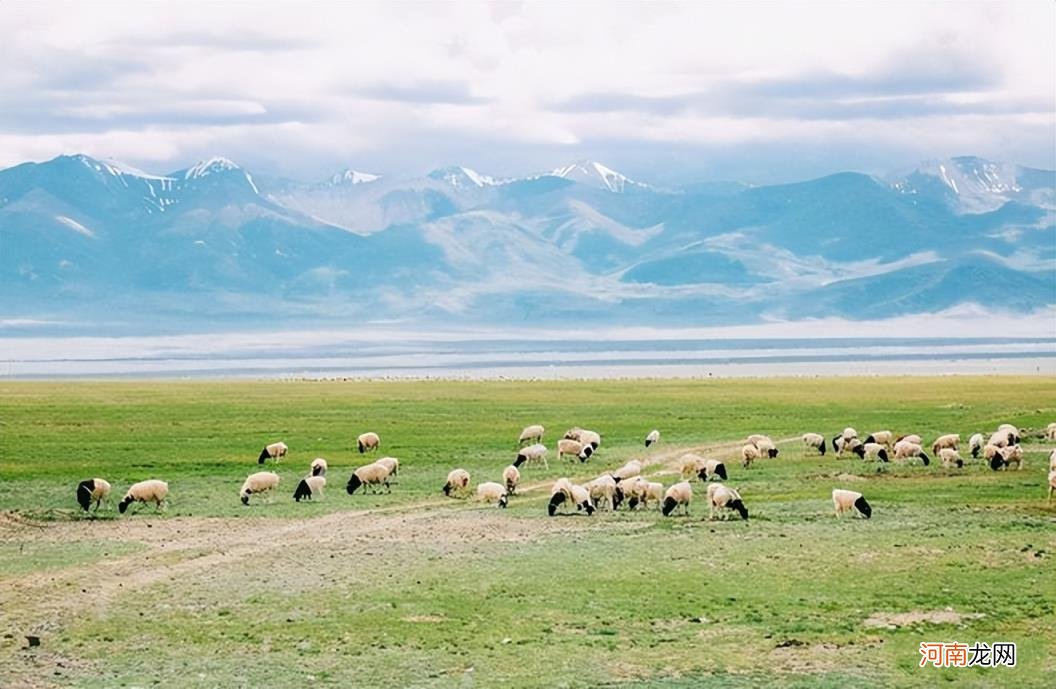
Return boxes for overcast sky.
[1,1,1053,184]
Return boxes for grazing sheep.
[622,476,649,510]
[997,424,1021,444]
[832,427,858,452]
[118,480,169,514]
[931,434,960,456]
[557,438,592,463]
[893,440,930,466]
[982,443,1002,464]
[442,469,471,497]
[563,427,584,441]
[374,457,399,478]
[240,471,280,506]
[357,432,380,454]
[310,457,327,477]
[513,443,548,469]
[938,447,964,468]
[679,453,706,478]
[991,445,1024,471]
[293,475,326,502]
[802,433,826,455]
[661,481,693,516]
[835,437,862,457]
[852,442,889,463]
[747,435,778,458]
[257,441,288,465]
[1046,423,1056,442]
[1049,470,1056,505]
[476,482,509,508]
[518,424,545,446]
[346,461,393,495]
[612,459,643,482]
[1049,449,1056,472]
[697,459,728,481]
[706,483,748,521]
[503,465,521,495]
[741,444,762,468]
[645,429,660,447]
[832,488,872,519]
[548,478,595,516]
[586,474,622,510]
[968,433,985,459]
[76,478,112,512]
[863,431,894,448]
[987,430,1014,449]
[565,427,601,449]
[644,481,665,510]
[896,434,922,445]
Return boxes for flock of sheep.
[74,422,1056,518]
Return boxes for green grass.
[0,377,1054,688]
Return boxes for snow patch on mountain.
[326,169,381,186]
[550,160,643,193]
[54,215,96,238]
[184,157,241,179]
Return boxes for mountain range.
[1,153,1053,331]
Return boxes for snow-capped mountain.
[1,153,1052,329]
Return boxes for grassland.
[0,377,1054,688]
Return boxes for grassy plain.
[0,377,1054,688]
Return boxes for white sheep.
[76,478,111,512]
[357,432,380,454]
[706,483,748,520]
[548,478,595,516]
[586,474,622,510]
[645,429,660,447]
[557,438,593,463]
[896,434,922,445]
[938,447,964,468]
[968,433,985,459]
[741,444,762,468]
[571,484,596,515]
[1046,423,1056,442]
[346,461,393,495]
[852,442,889,463]
[257,441,288,465]
[893,440,930,466]
[442,468,471,497]
[661,481,692,516]
[931,434,960,456]
[518,424,545,446]
[832,488,872,519]
[697,458,728,481]
[503,465,521,496]
[310,457,327,477]
[644,481,665,510]
[863,431,894,448]
[612,459,643,481]
[476,482,509,508]
[293,475,326,502]
[513,443,548,469]
[374,457,399,477]
[747,434,778,458]
[118,480,169,514]
[802,433,826,456]
[240,471,280,505]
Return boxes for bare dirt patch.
[863,608,985,629]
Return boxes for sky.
[1,1,1053,185]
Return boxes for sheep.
[938,447,964,468]
[518,424,545,446]
[622,476,650,509]
[741,444,762,468]
[557,438,593,462]
[706,483,748,521]
[1049,449,1056,472]
[612,459,643,481]
[661,481,692,516]
[310,457,327,477]
[1049,470,1056,505]
[679,453,706,478]
[931,434,960,456]
[832,427,858,452]
[257,441,288,465]
[374,457,399,477]
[982,443,1003,465]
[832,488,872,519]
[802,433,826,455]
[240,471,280,505]
[852,442,889,463]
[896,434,922,445]
[76,478,111,512]
[697,458,728,481]
[987,430,1014,449]
[513,443,548,469]
[645,429,660,447]
[503,465,520,496]
[476,482,509,508]
[1046,423,1056,442]
[968,433,985,459]
[293,475,326,502]
[893,440,930,466]
[997,424,1021,444]
[442,468,471,497]
[118,480,169,514]
[585,474,622,510]
[357,432,380,454]
[346,461,393,495]
[548,478,595,516]
[835,437,862,457]
[565,427,601,449]
[990,445,1024,471]
[747,434,778,457]
[644,481,665,510]
[863,431,894,448]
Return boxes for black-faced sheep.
[852,442,889,463]
[938,447,964,468]
[240,471,280,505]
[513,443,548,469]
[346,461,393,495]
[997,424,1021,445]
[802,433,826,455]
[293,475,326,502]
[706,483,748,520]
[696,458,728,481]
[548,478,595,516]
[832,488,871,518]
[476,482,509,508]
[661,481,692,516]
[357,432,380,454]
[557,438,593,463]
[118,480,169,514]
[990,445,1023,471]
[969,433,985,459]
[931,434,960,456]
[864,431,893,448]
[679,453,706,478]
[893,440,930,466]
[832,427,858,452]
[503,465,520,495]
[76,478,111,512]
[586,474,622,511]
[442,468,471,497]
[645,429,660,447]
[257,441,287,465]
[310,457,327,477]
